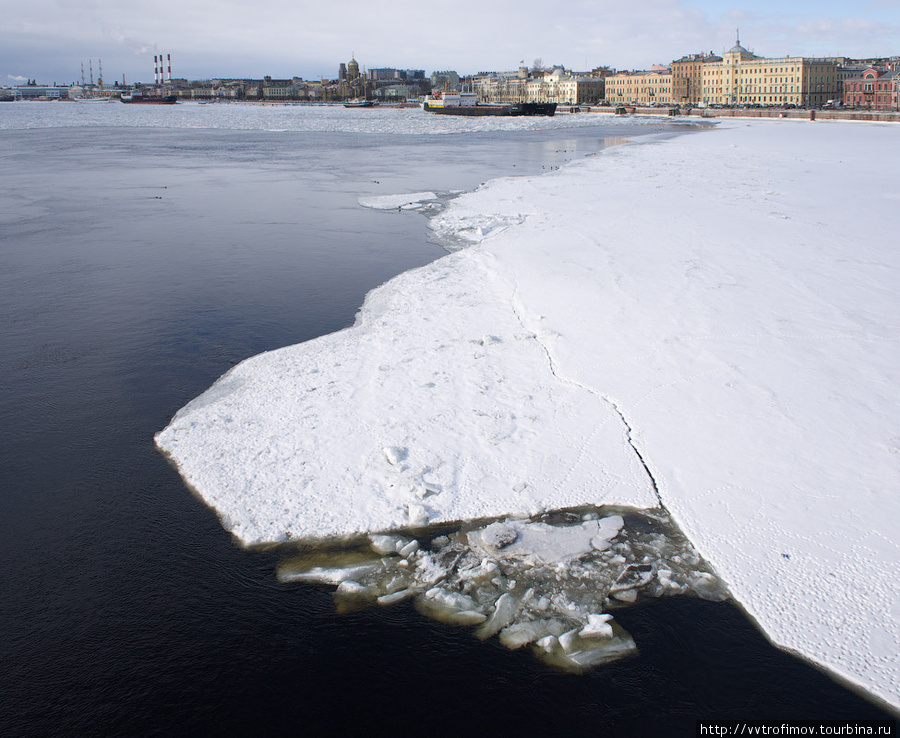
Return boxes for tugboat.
[422,92,555,117]
[343,98,376,108]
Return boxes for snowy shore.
[157,118,900,708]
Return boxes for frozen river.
[1,102,894,734]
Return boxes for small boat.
[75,96,113,103]
[344,99,376,108]
[422,92,555,117]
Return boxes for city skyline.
[3,0,899,86]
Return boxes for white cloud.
[3,0,899,84]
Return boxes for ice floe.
[157,119,900,707]
[358,192,438,210]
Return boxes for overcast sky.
[3,0,899,86]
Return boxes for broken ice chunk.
[406,503,429,527]
[498,619,567,649]
[469,519,610,563]
[336,581,369,595]
[377,589,414,606]
[456,558,501,586]
[399,540,419,558]
[533,625,638,673]
[610,563,654,592]
[655,569,684,593]
[475,592,519,640]
[611,589,638,603]
[416,587,487,625]
[383,446,407,466]
[590,515,624,551]
[278,563,380,585]
[690,572,729,601]
[580,614,614,639]
[558,628,580,652]
[332,581,378,614]
[369,534,411,555]
[414,483,441,500]
[423,587,478,610]
[413,552,451,585]
[469,521,518,550]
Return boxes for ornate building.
[700,35,839,107]
[337,56,366,99]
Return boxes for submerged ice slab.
[275,506,726,672]
[157,119,900,707]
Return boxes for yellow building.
[701,37,839,107]
[605,68,673,106]
[671,53,720,104]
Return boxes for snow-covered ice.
[157,118,900,707]
[358,192,438,210]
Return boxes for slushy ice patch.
[276,505,728,672]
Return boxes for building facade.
[700,38,839,107]
[475,69,527,104]
[842,67,899,110]
[604,68,673,105]
[430,70,460,91]
[671,53,720,104]
[476,66,604,105]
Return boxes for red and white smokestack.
[154,55,158,85]
[167,54,172,83]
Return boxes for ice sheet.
[157,119,900,708]
[358,192,438,210]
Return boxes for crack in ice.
[500,259,665,509]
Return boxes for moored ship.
[422,92,556,117]
[120,90,178,104]
[121,54,179,104]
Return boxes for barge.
[423,92,555,116]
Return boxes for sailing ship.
[75,60,112,103]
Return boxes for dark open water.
[0,104,893,736]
